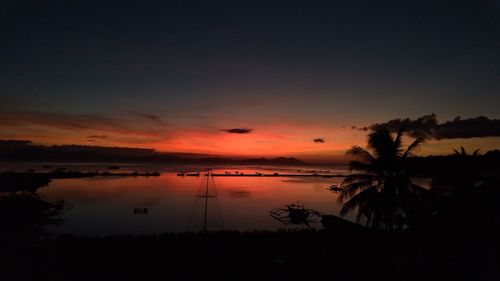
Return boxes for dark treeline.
[0,140,305,165]
[407,149,500,176]
[0,140,159,162]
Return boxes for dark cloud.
[221,128,252,134]
[0,109,127,131]
[365,114,500,140]
[0,109,164,138]
[313,138,325,143]
[435,116,500,140]
[129,112,169,127]
[87,135,109,140]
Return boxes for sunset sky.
[1,0,499,162]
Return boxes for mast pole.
[203,168,209,231]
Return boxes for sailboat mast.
[203,168,209,231]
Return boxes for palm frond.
[346,146,375,163]
[341,173,375,185]
[338,178,375,203]
[394,126,406,150]
[367,128,394,158]
[402,138,424,158]
[348,160,376,173]
[339,186,378,220]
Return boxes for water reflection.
[224,189,252,198]
[186,169,224,232]
[33,166,346,235]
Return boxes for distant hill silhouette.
[0,140,306,165]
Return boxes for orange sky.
[1,109,498,163]
[0,110,358,161]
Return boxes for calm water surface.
[31,164,352,235]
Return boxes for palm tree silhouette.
[338,127,427,230]
[453,146,480,157]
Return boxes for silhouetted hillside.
[0,140,306,165]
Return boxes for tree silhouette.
[0,192,67,241]
[430,147,497,229]
[453,146,480,157]
[433,146,481,194]
[338,127,427,230]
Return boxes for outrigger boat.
[270,202,322,226]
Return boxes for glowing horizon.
[1,108,498,163]
[1,1,498,162]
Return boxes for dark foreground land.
[1,221,497,281]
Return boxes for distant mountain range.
[0,140,306,165]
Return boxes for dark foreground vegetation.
[1,225,497,281]
[408,149,500,176]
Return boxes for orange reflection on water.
[39,167,345,235]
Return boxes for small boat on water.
[270,202,322,226]
[327,184,345,192]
